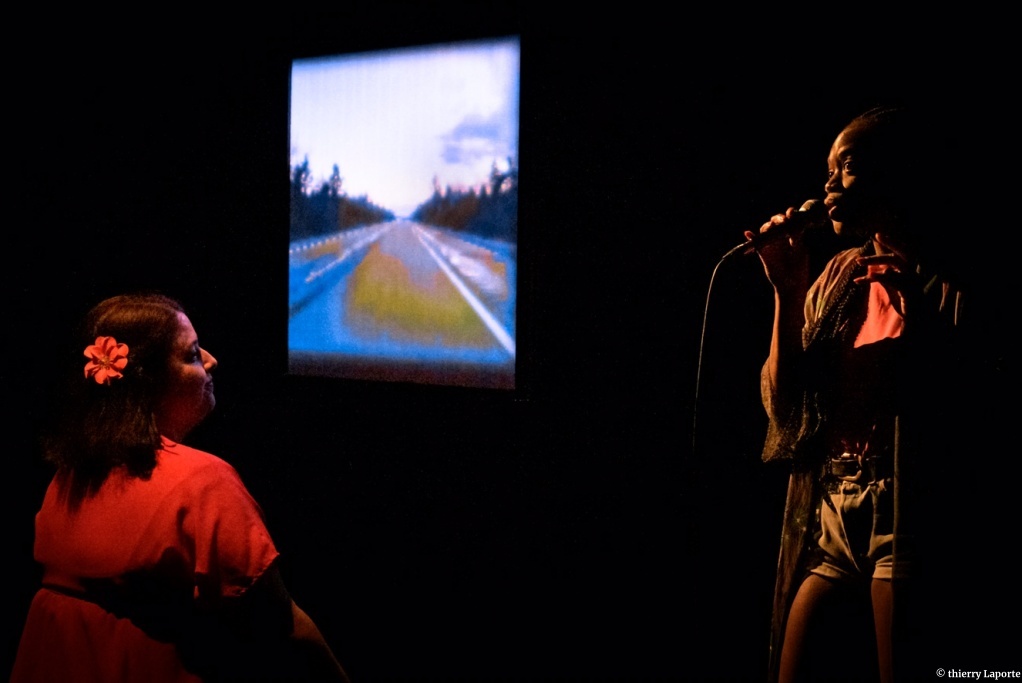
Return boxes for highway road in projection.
[288,220,516,387]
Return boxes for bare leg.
[872,578,893,683]
[778,575,838,683]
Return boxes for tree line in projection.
[289,157,518,243]
[411,158,517,242]
[289,159,395,240]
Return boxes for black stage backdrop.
[5,7,1014,681]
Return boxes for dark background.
[6,6,1014,682]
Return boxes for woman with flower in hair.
[745,106,965,683]
[11,293,350,682]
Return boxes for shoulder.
[156,441,280,600]
[156,439,271,534]
[807,246,862,301]
[820,246,863,281]
[156,437,247,493]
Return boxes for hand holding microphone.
[720,199,831,261]
[740,199,830,255]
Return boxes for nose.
[201,348,217,372]
[824,170,839,193]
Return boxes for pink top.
[11,438,279,682]
[854,268,905,349]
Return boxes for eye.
[842,159,856,174]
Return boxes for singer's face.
[823,122,896,239]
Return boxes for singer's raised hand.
[854,231,919,316]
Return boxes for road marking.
[414,226,516,358]
[291,224,393,283]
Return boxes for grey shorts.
[809,473,894,582]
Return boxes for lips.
[824,196,843,221]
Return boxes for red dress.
[11,438,280,682]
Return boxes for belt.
[825,451,884,483]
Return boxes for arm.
[217,561,351,682]
[762,271,810,421]
[289,599,352,683]
[745,207,812,421]
[186,456,351,681]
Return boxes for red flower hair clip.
[84,336,130,385]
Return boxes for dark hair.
[843,105,911,193]
[42,293,187,505]
[853,105,963,279]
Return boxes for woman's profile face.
[823,120,902,240]
[155,312,217,441]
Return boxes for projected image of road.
[288,219,516,388]
[287,36,520,389]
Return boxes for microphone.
[723,199,830,259]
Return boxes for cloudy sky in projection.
[290,36,520,219]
